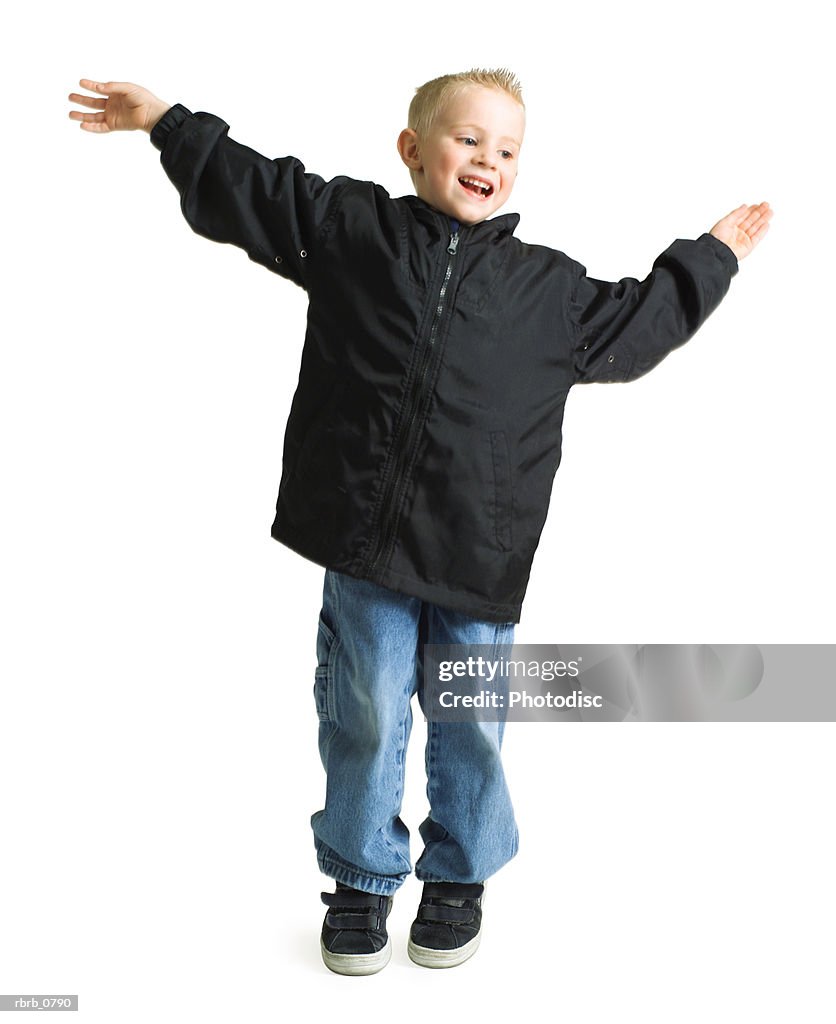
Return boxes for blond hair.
[408,68,524,139]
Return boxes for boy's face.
[399,85,525,225]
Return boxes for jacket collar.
[401,195,520,241]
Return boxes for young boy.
[68,69,771,976]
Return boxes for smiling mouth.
[459,176,494,199]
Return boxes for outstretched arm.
[570,201,774,384]
[68,77,351,289]
[68,79,171,134]
[570,233,738,384]
[709,202,773,261]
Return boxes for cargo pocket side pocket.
[490,430,513,552]
[313,613,339,725]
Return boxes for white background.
[2,0,834,1020]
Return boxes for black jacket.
[151,103,738,623]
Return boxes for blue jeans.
[311,569,518,896]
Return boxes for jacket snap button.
[274,255,283,264]
[300,249,308,258]
[607,354,615,362]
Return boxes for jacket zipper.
[366,222,461,576]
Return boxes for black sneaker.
[407,881,485,968]
[320,884,393,976]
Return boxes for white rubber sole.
[321,936,392,976]
[407,931,481,969]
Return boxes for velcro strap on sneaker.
[324,910,379,930]
[418,903,475,924]
[422,882,484,900]
[321,891,381,909]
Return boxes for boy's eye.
[500,150,513,160]
[461,137,477,146]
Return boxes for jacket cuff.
[150,103,193,151]
[697,232,739,276]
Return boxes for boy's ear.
[397,128,422,172]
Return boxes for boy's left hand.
[709,202,773,261]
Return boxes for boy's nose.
[474,149,497,170]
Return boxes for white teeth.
[459,176,492,194]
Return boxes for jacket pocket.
[489,430,513,552]
[293,412,330,479]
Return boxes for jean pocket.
[313,613,338,722]
[489,430,513,552]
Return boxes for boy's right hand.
[68,79,171,134]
